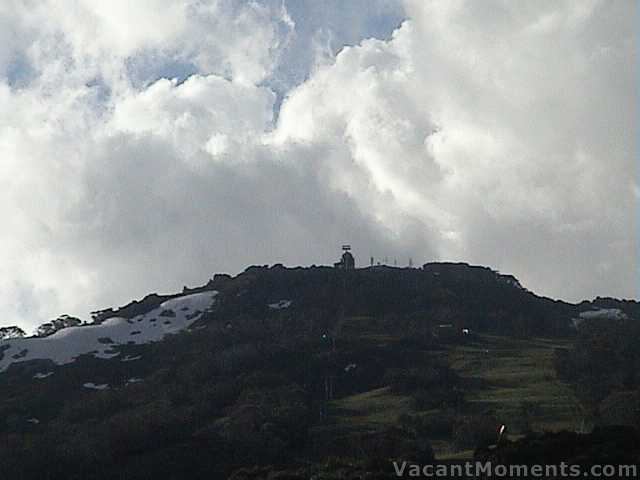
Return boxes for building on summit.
[334,245,355,270]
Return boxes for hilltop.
[0,262,638,479]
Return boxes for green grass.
[326,334,586,459]
[330,387,413,427]
[449,335,585,433]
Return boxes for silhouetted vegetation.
[0,263,638,478]
[554,316,640,427]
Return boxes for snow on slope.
[578,308,627,320]
[0,291,218,372]
[268,300,292,310]
[83,383,109,390]
[571,307,627,329]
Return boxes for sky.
[0,0,637,332]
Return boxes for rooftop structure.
[334,245,355,270]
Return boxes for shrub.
[599,390,640,427]
[399,411,456,439]
[452,414,499,449]
[60,391,125,423]
[385,366,458,395]
[412,387,464,410]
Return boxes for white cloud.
[111,75,275,163]
[0,0,636,330]
[274,0,637,300]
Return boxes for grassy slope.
[327,334,584,460]
[331,387,413,427]
[450,335,584,431]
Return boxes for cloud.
[110,75,275,162]
[274,0,637,302]
[0,0,411,330]
[0,0,636,330]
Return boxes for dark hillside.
[0,262,637,479]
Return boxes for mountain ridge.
[0,260,638,479]
[1,260,636,375]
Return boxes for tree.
[0,326,26,340]
[35,315,82,337]
[599,390,640,427]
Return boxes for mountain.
[0,262,638,479]
[3,262,636,374]
[0,292,218,372]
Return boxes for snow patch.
[83,383,109,390]
[572,308,627,329]
[268,300,292,310]
[578,308,626,320]
[121,355,142,362]
[0,291,218,372]
[33,372,54,379]
[95,349,121,360]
